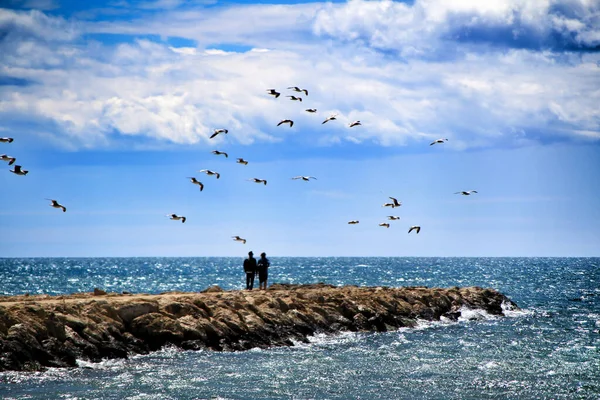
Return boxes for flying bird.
[286,95,302,102]
[408,226,421,234]
[45,199,66,212]
[349,121,362,128]
[232,235,247,244]
[168,214,186,223]
[0,137,14,143]
[198,169,220,179]
[379,223,390,228]
[236,158,249,165]
[389,197,401,207]
[430,138,448,146]
[322,114,338,124]
[210,129,228,139]
[348,220,360,224]
[0,154,16,165]
[211,150,228,158]
[455,190,478,196]
[9,165,28,175]
[288,86,308,96]
[387,216,400,220]
[277,119,294,127]
[266,89,280,98]
[187,177,204,191]
[305,109,317,113]
[248,178,267,185]
[292,176,317,181]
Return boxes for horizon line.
[1,255,598,259]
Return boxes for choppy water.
[0,257,598,399]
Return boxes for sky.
[0,0,599,257]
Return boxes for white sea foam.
[76,358,126,370]
[395,317,456,334]
[291,331,363,349]
[458,306,499,322]
[501,301,534,318]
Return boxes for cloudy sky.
[0,0,599,257]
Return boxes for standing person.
[243,251,257,290]
[257,252,270,290]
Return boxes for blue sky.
[0,0,599,257]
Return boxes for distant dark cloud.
[313,0,600,56]
[442,3,600,52]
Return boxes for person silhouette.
[243,251,257,290]
[257,252,270,290]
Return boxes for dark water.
[0,257,598,399]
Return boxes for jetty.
[0,283,518,372]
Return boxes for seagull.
[430,138,448,146]
[291,176,317,181]
[348,220,360,224]
[379,223,390,228]
[266,89,280,98]
[168,214,186,223]
[198,169,220,179]
[9,165,28,175]
[0,154,16,165]
[322,114,337,124]
[305,109,317,113]
[277,119,294,127]
[45,199,66,212]
[248,178,267,185]
[211,150,228,158]
[0,137,14,143]
[387,216,400,220]
[236,158,249,165]
[286,95,302,102]
[408,226,421,234]
[389,197,402,207]
[187,177,204,191]
[288,86,308,96]
[349,121,362,128]
[455,190,478,196]
[232,235,247,244]
[383,197,401,208]
[210,129,228,139]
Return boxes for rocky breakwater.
[0,284,518,371]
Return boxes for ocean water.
[0,257,598,399]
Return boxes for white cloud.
[168,46,197,55]
[0,8,78,41]
[0,3,598,150]
[83,3,322,48]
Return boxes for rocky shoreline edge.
[0,283,518,372]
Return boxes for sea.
[0,257,598,400]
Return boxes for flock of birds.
[1,140,69,211]
[2,85,478,247]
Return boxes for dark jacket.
[257,257,270,274]
[243,257,257,273]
